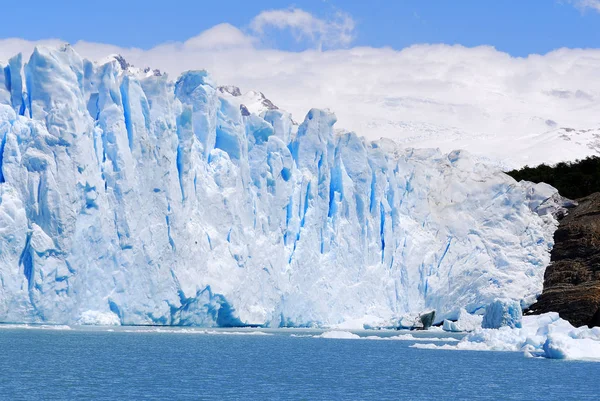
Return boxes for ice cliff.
[0,46,559,327]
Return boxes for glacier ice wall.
[0,46,558,326]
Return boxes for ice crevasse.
[0,46,559,327]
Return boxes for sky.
[1,1,600,167]
[1,0,600,56]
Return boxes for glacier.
[0,46,559,327]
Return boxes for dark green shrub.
[506,156,600,199]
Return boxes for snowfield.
[0,46,562,327]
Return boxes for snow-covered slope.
[0,47,559,327]
[217,85,281,117]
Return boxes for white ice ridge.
[413,313,600,362]
[0,46,559,327]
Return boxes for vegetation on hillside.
[506,156,600,200]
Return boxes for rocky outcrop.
[528,193,600,328]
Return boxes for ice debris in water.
[0,46,562,327]
[413,313,600,362]
[315,331,459,341]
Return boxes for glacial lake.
[0,326,598,400]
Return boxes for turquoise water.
[0,327,598,400]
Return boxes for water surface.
[0,326,597,400]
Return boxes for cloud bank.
[1,8,599,167]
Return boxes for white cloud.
[250,8,355,49]
[184,23,255,50]
[0,37,63,60]
[570,0,600,12]
[1,9,600,168]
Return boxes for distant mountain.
[218,85,280,117]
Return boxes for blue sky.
[2,0,599,56]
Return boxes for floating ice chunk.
[443,309,483,332]
[482,299,522,329]
[542,333,600,361]
[317,331,361,339]
[204,330,273,336]
[365,334,459,342]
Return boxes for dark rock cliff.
[528,193,600,328]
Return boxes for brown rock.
[528,193,600,328]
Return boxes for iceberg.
[0,46,560,327]
[482,299,523,329]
